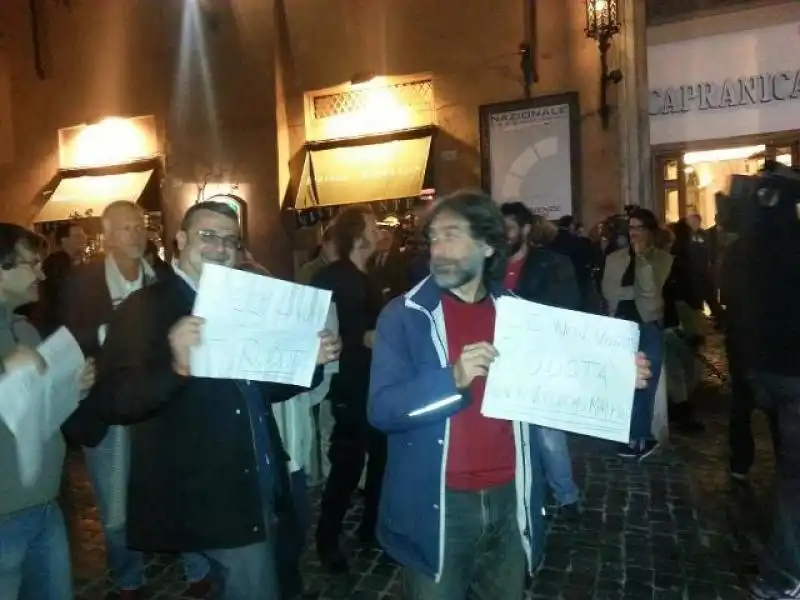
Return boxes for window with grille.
[305,77,435,141]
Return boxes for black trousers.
[727,332,780,475]
[317,389,387,547]
[752,372,800,587]
[704,281,724,321]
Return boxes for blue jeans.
[0,502,74,600]
[84,433,209,589]
[534,427,579,506]
[203,537,280,600]
[403,482,526,600]
[630,322,664,443]
[752,372,800,588]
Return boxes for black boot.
[316,536,349,574]
[672,402,705,434]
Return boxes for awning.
[295,135,432,210]
[34,170,154,223]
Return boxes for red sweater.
[504,254,525,290]
[441,293,516,491]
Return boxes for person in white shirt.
[60,202,210,599]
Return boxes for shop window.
[312,80,433,120]
[665,189,680,223]
[664,159,679,181]
[305,75,435,141]
[776,147,792,167]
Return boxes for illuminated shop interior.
[288,74,436,269]
[663,144,794,225]
[34,115,164,258]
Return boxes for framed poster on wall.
[479,92,581,220]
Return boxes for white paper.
[0,328,85,484]
[482,297,640,443]
[38,327,85,436]
[652,365,669,445]
[0,366,48,485]
[191,264,332,386]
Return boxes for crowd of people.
[0,188,795,600]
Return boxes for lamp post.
[584,0,622,130]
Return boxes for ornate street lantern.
[584,0,623,129]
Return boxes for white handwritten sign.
[0,327,85,484]
[191,264,332,386]
[482,297,640,443]
[39,327,85,436]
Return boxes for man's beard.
[508,238,523,255]
[430,254,484,290]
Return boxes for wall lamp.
[350,72,379,90]
[584,0,623,130]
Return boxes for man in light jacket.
[273,302,339,599]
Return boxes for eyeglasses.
[13,257,43,271]
[197,229,242,250]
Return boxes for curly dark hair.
[628,207,659,232]
[499,201,533,227]
[0,224,47,271]
[329,205,374,259]
[422,189,508,285]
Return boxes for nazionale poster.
[486,102,573,219]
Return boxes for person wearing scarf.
[602,208,674,460]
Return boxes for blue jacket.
[368,276,547,580]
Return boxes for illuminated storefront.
[33,115,164,255]
[647,5,800,223]
[288,75,435,229]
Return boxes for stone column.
[616,0,654,211]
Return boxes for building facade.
[647,0,800,224]
[0,0,649,273]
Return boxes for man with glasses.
[81,201,341,600]
[60,201,211,599]
[0,223,96,600]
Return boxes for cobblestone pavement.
[63,335,778,600]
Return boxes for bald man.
[59,201,212,598]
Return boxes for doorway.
[653,139,800,227]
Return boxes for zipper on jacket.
[237,381,263,469]
[519,423,532,544]
[403,298,450,582]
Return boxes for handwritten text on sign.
[482,297,640,443]
[191,265,332,386]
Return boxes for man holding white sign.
[83,202,341,600]
[369,191,651,600]
[0,224,95,600]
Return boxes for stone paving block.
[66,335,777,599]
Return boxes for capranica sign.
[650,69,800,116]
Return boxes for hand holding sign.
[170,316,205,377]
[2,345,46,374]
[635,352,651,389]
[453,342,498,389]
[78,358,97,394]
[316,330,341,365]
